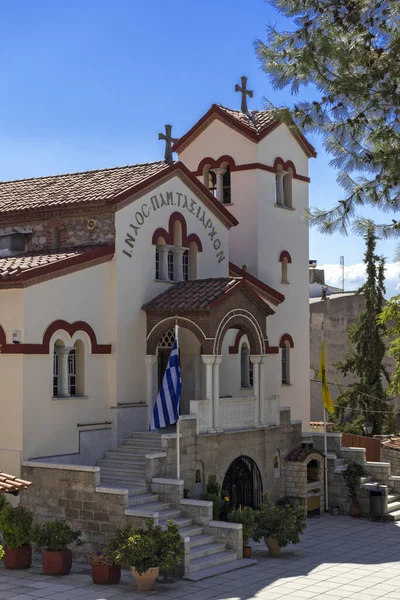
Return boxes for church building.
[0,82,316,536]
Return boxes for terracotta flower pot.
[265,536,281,555]
[243,545,253,559]
[131,566,159,591]
[350,505,361,518]
[42,549,72,575]
[3,545,32,570]
[91,563,121,585]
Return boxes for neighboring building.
[309,260,341,298]
[0,91,315,522]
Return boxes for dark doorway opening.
[222,455,263,508]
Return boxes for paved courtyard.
[1,515,400,600]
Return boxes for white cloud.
[320,262,400,297]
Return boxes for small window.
[155,248,160,279]
[240,343,251,388]
[282,258,288,283]
[249,358,254,387]
[275,167,284,206]
[282,342,290,385]
[208,169,217,196]
[68,349,76,396]
[168,249,174,281]
[183,250,189,281]
[283,168,293,208]
[222,166,231,204]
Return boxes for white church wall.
[114,175,230,407]
[178,118,257,171]
[0,354,23,476]
[257,123,309,176]
[0,288,24,340]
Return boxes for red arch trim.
[0,320,111,355]
[279,333,294,349]
[196,155,236,176]
[279,251,292,264]
[152,212,203,251]
[273,157,297,176]
[228,331,246,354]
[192,156,310,182]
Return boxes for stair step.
[99,467,145,475]
[179,525,203,537]
[189,551,238,573]
[159,517,192,528]
[385,509,400,521]
[128,494,160,507]
[388,493,400,503]
[100,478,146,486]
[103,453,145,463]
[184,558,258,581]
[387,501,400,513]
[188,534,215,549]
[98,460,145,469]
[190,543,226,560]
[122,441,162,450]
[156,509,182,519]
[134,501,171,512]
[98,484,148,495]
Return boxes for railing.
[190,395,280,434]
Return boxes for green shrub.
[113,518,181,575]
[32,520,81,551]
[342,461,366,507]
[0,495,9,514]
[253,496,306,549]
[0,504,33,548]
[201,475,230,521]
[227,506,254,546]
[0,545,4,560]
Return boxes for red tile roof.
[382,438,400,450]
[173,104,317,158]
[229,262,285,306]
[286,446,323,463]
[142,277,274,314]
[0,472,32,494]
[0,161,169,215]
[0,244,114,287]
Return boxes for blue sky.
[1,0,399,294]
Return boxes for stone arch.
[214,310,264,356]
[146,316,207,354]
[222,454,264,508]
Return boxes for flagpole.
[322,320,329,512]
[175,321,180,480]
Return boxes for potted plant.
[88,529,122,585]
[114,519,181,592]
[32,520,81,575]
[342,461,366,517]
[253,496,306,555]
[0,504,33,569]
[227,506,255,558]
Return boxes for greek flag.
[150,339,181,430]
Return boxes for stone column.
[158,245,169,280]
[259,357,266,425]
[55,346,73,397]
[211,167,226,203]
[145,355,157,425]
[202,355,215,431]
[213,356,223,430]
[173,247,185,282]
[275,171,287,206]
[250,355,263,426]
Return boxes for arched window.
[240,343,251,388]
[168,249,174,281]
[222,166,231,205]
[281,342,290,385]
[275,165,285,206]
[183,250,189,281]
[283,167,293,208]
[281,258,288,283]
[155,247,160,279]
[53,338,85,398]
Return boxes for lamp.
[363,419,373,436]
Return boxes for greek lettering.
[159,193,168,207]
[176,192,182,206]
[166,191,173,205]
[130,223,140,236]
[142,203,150,218]
[213,239,221,251]
[182,196,189,210]
[208,226,217,241]
[216,250,225,263]
[135,211,145,226]
[150,195,159,210]
[189,199,196,215]
[205,218,212,229]
[124,232,135,249]
[123,249,132,258]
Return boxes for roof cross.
[235,76,253,114]
[158,124,179,164]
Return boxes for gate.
[222,456,263,508]
[341,433,381,462]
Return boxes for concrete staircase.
[96,431,256,579]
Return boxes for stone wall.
[20,464,147,558]
[382,445,400,475]
[157,410,302,501]
[1,212,115,252]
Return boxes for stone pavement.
[1,515,400,599]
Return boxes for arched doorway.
[223,456,263,508]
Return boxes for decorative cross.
[235,76,253,114]
[158,124,178,164]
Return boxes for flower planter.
[91,564,121,585]
[42,549,72,575]
[243,545,253,559]
[3,545,32,570]
[131,566,159,591]
[265,536,281,555]
[350,505,361,518]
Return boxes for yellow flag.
[318,339,334,414]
